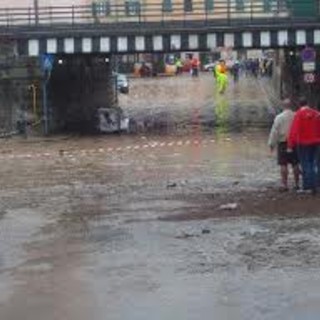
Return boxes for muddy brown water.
[1,76,319,319]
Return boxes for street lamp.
[34,0,39,25]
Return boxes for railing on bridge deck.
[0,1,318,28]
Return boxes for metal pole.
[115,57,119,105]
[205,0,208,26]
[72,5,75,25]
[42,80,48,135]
[31,84,37,118]
[114,57,121,132]
[34,0,39,25]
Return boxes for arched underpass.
[47,54,116,133]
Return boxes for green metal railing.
[0,0,318,28]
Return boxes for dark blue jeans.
[317,146,320,188]
[297,145,318,190]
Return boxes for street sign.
[303,73,315,83]
[40,54,54,135]
[41,54,54,72]
[302,61,316,72]
[301,47,316,62]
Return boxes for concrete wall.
[0,39,40,135]
[277,48,320,109]
[0,51,117,134]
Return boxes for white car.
[117,74,129,94]
[112,72,129,94]
[203,62,216,71]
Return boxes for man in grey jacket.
[268,99,300,191]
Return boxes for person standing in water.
[215,60,228,94]
[268,98,300,191]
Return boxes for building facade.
[0,1,318,28]
[1,1,309,23]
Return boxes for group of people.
[268,97,320,194]
[174,56,200,77]
[212,58,271,94]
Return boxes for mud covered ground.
[160,189,320,221]
[1,75,320,319]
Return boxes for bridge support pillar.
[280,48,320,109]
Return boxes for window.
[162,0,173,12]
[125,0,141,16]
[205,0,214,11]
[92,1,111,17]
[184,0,193,12]
[235,0,245,11]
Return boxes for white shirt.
[268,109,295,148]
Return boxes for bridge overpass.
[0,1,319,55]
[0,0,319,135]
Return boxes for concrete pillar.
[0,38,33,135]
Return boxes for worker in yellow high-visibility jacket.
[214,60,228,94]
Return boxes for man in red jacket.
[287,97,320,193]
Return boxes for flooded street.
[1,75,320,319]
[120,73,276,132]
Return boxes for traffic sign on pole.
[41,54,54,73]
[40,54,54,135]
[302,62,316,72]
[303,73,315,83]
[301,48,316,62]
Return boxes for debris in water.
[219,203,238,210]
[167,182,177,188]
[175,232,199,239]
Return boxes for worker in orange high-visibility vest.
[215,60,228,94]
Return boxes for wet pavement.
[1,75,320,319]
